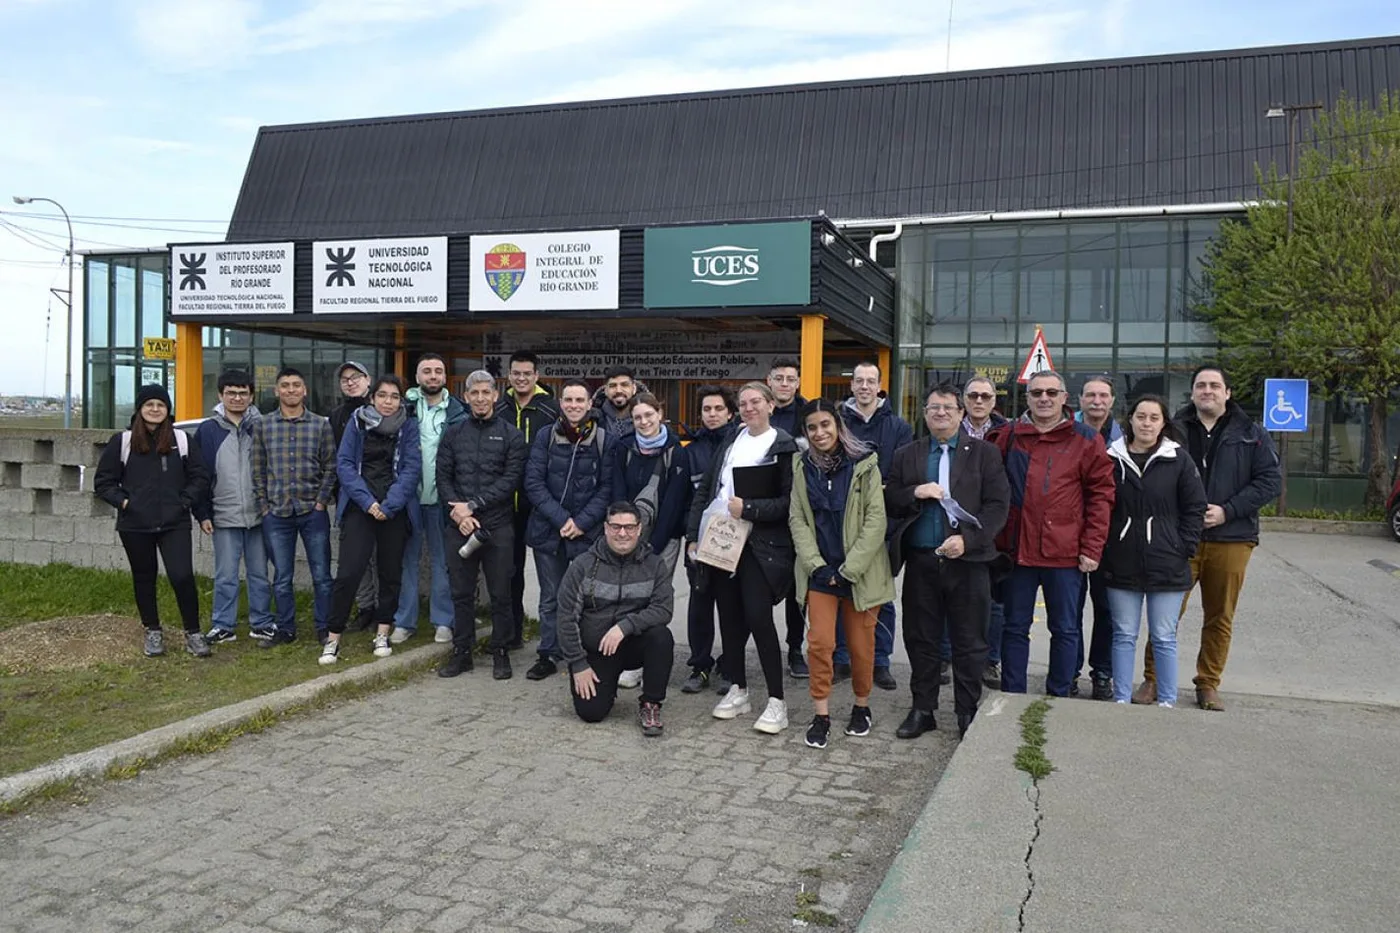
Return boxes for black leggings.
[328,505,409,635]
[713,551,784,700]
[119,528,201,633]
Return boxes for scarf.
[807,443,848,476]
[561,416,596,445]
[636,425,669,453]
[357,405,407,436]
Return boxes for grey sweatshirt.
[209,405,262,528]
[555,534,675,674]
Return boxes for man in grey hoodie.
[194,370,273,643]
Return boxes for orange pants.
[1144,540,1255,690]
[806,590,877,701]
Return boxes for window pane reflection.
[87,261,109,348]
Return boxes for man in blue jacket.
[836,361,914,691]
[1072,375,1123,700]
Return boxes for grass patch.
[1014,698,1054,781]
[793,888,838,926]
[0,777,87,817]
[1260,504,1386,522]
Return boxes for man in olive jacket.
[885,383,1010,739]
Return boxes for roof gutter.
[867,222,903,260]
[835,202,1253,229]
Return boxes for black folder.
[733,462,781,500]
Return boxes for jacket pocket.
[1037,512,1081,561]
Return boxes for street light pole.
[11,195,76,429]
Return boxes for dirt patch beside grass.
[0,614,145,674]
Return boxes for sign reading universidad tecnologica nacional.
[312,236,447,313]
[643,221,812,309]
[468,230,620,311]
[170,242,295,315]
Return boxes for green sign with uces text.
[644,221,812,308]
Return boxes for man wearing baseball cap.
[331,360,377,632]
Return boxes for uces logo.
[690,244,759,287]
[485,243,526,301]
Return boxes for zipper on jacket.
[1041,455,1053,494]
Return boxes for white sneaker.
[318,640,340,666]
[753,698,789,734]
[372,634,393,658]
[712,684,752,719]
[389,626,413,645]
[434,625,453,644]
[1157,701,1175,709]
[618,667,643,689]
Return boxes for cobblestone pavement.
[1,646,953,932]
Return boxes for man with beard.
[591,365,643,439]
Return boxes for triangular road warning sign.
[1016,329,1056,384]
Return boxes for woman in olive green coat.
[789,399,896,749]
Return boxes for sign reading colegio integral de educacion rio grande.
[468,230,620,311]
[170,242,294,316]
[312,236,447,313]
[643,221,811,309]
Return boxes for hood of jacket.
[841,395,893,425]
[591,380,650,416]
[210,402,262,430]
[1076,409,1124,444]
[1176,397,1251,427]
[1108,436,1182,479]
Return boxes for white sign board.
[312,236,447,313]
[170,242,295,316]
[469,230,620,311]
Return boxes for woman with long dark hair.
[1099,395,1207,707]
[321,375,422,665]
[788,399,893,748]
[687,381,799,734]
[94,385,210,658]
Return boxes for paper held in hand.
[695,513,753,573]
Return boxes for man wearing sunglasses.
[988,370,1116,696]
[962,377,1010,689]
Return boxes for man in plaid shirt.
[252,367,336,646]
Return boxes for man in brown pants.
[1135,366,1281,710]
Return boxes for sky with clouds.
[0,0,1396,395]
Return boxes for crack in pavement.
[1018,781,1043,931]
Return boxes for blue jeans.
[1106,588,1184,705]
[261,509,332,637]
[834,601,896,668]
[394,503,454,632]
[1001,565,1083,695]
[534,547,571,660]
[211,526,273,632]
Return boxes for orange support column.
[174,322,203,422]
[394,324,407,376]
[877,346,891,392]
[800,314,826,403]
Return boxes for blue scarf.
[636,425,669,453]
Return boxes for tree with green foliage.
[1197,93,1400,506]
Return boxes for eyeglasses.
[605,522,641,533]
[508,370,535,379]
[965,392,994,402]
[924,404,959,413]
[221,390,251,399]
[1028,388,1063,398]
[340,374,366,384]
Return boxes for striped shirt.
[252,408,336,518]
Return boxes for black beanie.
[136,384,173,413]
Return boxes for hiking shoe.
[204,627,236,645]
[256,630,296,648]
[1132,680,1157,705]
[844,704,873,737]
[712,684,752,720]
[492,649,512,680]
[873,666,897,691]
[143,629,165,657]
[438,647,473,677]
[526,657,558,680]
[249,627,276,642]
[681,669,710,694]
[639,700,664,737]
[1090,673,1113,702]
[753,698,789,734]
[618,667,643,689]
[372,634,393,658]
[805,714,831,749]
[832,661,852,683]
[434,625,453,644]
[389,626,413,645]
[318,640,340,666]
[185,632,212,658]
[982,662,1002,690]
[788,650,809,679]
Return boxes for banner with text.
[469,230,619,311]
[312,236,447,313]
[643,221,812,309]
[170,242,295,316]
[484,351,783,381]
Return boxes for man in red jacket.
[988,370,1116,696]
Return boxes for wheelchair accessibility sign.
[1264,378,1309,432]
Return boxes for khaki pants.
[806,591,877,701]
[1143,540,1255,690]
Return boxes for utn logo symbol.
[178,253,207,291]
[690,245,759,287]
[325,247,356,287]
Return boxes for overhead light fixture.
[820,232,836,246]
[1265,106,1285,119]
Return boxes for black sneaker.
[492,649,512,680]
[681,669,710,694]
[204,627,237,645]
[249,627,276,642]
[1090,673,1113,701]
[832,661,852,683]
[438,648,474,678]
[787,651,809,679]
[873,666,897,691]
[805,714,831,749]
[525,657,558,680]
[845,704,873,737]
[982,662,1002,690]
[257,631,296,649]
[639,700,664,737]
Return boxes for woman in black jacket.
[94,385,210,658]
[687,381,799,735]
[1100,396,1207,707]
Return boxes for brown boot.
[1131,680,1156,705]
[1196,686,1225,711]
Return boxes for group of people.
[93,353,1280,744]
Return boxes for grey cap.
[338,360,370,378]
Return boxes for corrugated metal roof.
[226,36,1400,241]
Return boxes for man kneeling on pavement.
[558,501,676,737]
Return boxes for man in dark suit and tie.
[885,383,1010,739]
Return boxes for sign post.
[1264,377,1309,517]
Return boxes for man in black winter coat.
[1137,366,1281,711]
[436,370,527,680]
[766,357,810,678]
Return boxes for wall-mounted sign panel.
[170,242,295,315]
[643,221,811,308]
[469,230,620,311]
[312,236,447,312]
